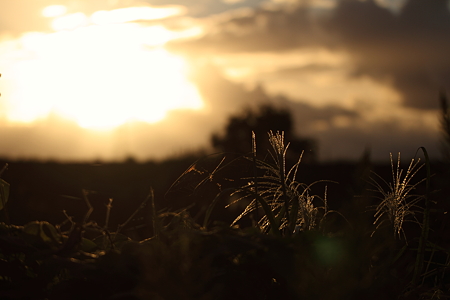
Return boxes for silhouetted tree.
[212,105,316,163]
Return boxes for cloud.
[168,5,322,53]
[326,0,450,109]
[0,64,275,162]
[0,0,443,163]
[273,95,439,161]
[171,0,450,109]
[0,0,190,36]
[0,60,439,162]
[188,63,440,162]
[139,0,267,17]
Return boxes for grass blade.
[254,193,281,236]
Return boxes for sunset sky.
[0,0,447,162]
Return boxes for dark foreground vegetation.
[1,102,450,300]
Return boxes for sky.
[0,0,448,162]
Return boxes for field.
[0,129,449,300]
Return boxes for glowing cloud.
[52,12,89,31]
[42,5,67,18]
[91,6,187,25]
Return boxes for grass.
[227,131,332,236]
[369,152,425,240]
[0,130,448,300]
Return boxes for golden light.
[91,6,186,25]
[42,5,67,18]
[1,6,203,131]
[52,12,89,31]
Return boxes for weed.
[228,131,331,236]
[1,127,450,299]
[369,153,425,240]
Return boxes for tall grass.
[369,152,425,239]
[1,127,449,299]
[227,131,331,236]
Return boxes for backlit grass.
[0,131,448,300]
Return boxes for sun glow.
[51,12,89,31]
[1,6,203,130]
[91,6,186,25]
[42,5,67,18]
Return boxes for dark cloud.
[270,63,339,76]
[276,97,440,162]
[189,64,439,162]
[143,0,267,17]
[171,0,450,109]
[168,5,323,53]
[327,0,450,109]
[276,96,358,123]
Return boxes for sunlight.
[1,6,203,130]
[91,6,186,25]
[42,5,67,18]
[52,12,89,31]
